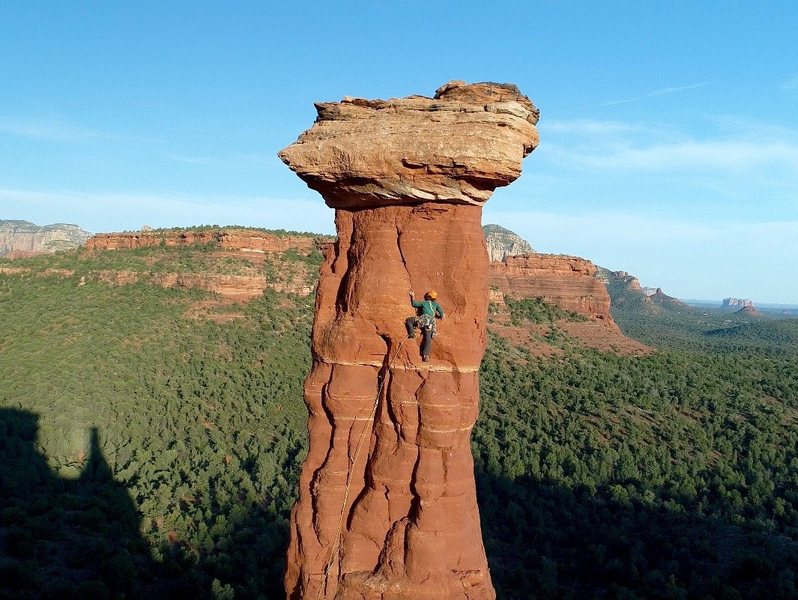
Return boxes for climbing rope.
[315,334,411,600]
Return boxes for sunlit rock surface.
[279,81,538,599]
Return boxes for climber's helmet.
[425,290,438,300]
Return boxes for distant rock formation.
[608,270,643,290]
[279,81,538,599]
[489,253,613,322]
[650,288,689,310]
[0,220,91,257]
[723,297,754,309]
[736,305,761,317]
[96,270,313,299]
[84,228,326,298]
[86,228,323,255]
[482,224,533,262]
[487,255,649,355]
[603,270,688,313]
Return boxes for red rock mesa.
[86,228,318,254]
[489,253,614,322]
[279,81,539,599]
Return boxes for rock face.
[486,255,651,355]
[482,224,533,262]
[723,297,754,309]
[84,228,323,298]
[736,305,761,317]
[279,81,538,599]
[489,253,613,322]
[603,270,687,314]
[609,270,642,292]
[0,220,91,256]
[86,228,320,254]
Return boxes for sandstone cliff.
[0,228,325,312]
[0,220,91,257]
[489,253,612,322]
[482,224,533,262]
[736,305,762,317]
[81,228,330,300]
[279,81,538,599]
[487,255,649,355]
[86,228,319,255]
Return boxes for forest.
[1,237,798,599]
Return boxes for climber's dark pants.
[405,317,433,357]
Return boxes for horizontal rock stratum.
[0,220,91,257]
[86,229,321,254]
[279,81,538,599]
[490,253,614,322]
[279,80,539,209]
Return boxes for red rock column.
[279,81,539,600]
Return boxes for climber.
[405,290,444,362]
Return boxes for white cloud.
[0,117,116,143]
[539,117,798,177]
[601,82,712,106]
[167,153,272,167]
[563,139,798,172]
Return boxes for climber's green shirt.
[411,298,444,318]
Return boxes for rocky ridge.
[723,297,754,309]
[487,254,648,355]
[86,228,320,254]
[84,228,329,301]
[279,81,539,599]
[603,269,689,315]
[490,253,612,322]
[1,228,325,319]
[482,223,533,262]
[0,220,91,257]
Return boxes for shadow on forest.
[3,406,797,599]
[0,409,183,599]
[0,408,290,599]
[476,470,798,600]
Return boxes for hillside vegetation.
[2,235,798,599]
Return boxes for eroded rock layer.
[483,224,534,262]
[279,81,538,599]
[489,253,614,322]
[86,229,320,254]
[0,220,91,256]
[279,80,539,210]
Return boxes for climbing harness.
[416,313,436,337]
[315,334,411,600]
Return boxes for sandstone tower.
[279,81,539,599]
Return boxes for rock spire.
[279,81,539,599]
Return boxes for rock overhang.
[278,80,539,209]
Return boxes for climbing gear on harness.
[417,313,436,335]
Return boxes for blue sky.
[1,1,796,303]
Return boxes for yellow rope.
[315,335,411,600]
